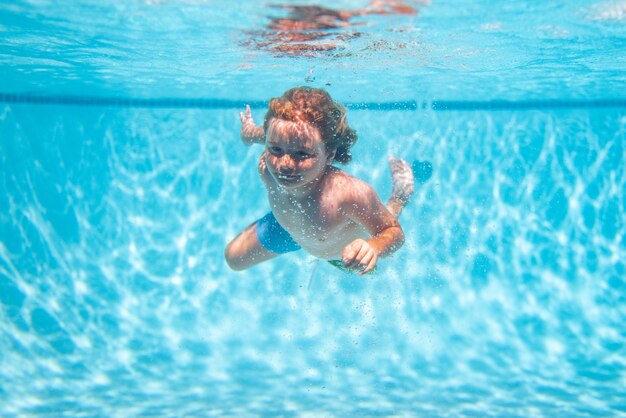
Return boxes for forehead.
[266,119,323,148]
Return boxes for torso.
[260,158,369,259]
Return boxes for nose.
[278,155,295,174]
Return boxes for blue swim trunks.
[256,212,302,254]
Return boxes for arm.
[240,105,265,146]
[340,182,405,274]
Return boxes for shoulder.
[326,167,381,212]
[327,167,400,234]
[325,166,367,190]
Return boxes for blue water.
[1,0,626,417]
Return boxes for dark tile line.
[1,94,625,111]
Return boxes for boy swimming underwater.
[224,87,414,275]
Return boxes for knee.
[224,243,248,271]
[224,244,242,271]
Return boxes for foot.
[389,156,415,205]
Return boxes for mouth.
[276,173,302,182]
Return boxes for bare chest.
[260,166,369,258]
[269,193,344,243]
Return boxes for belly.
[290,221,370,260]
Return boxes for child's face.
[264,119,333,190]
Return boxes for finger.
[344,254,359,269]
[348,246,372,271]
[246,104,252,118]
[347,253,367,271]
[355,244,371,262]
[239,111,245,123]
[359,250,375,267]
[356,251,374,273]
[360,255,377,275]
[342,245,359,267]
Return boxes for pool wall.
[1,103,625,416]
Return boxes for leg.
[225,212,302,271]
[386,156,415,218]
[225,221,280,271]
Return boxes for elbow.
[387,224,405,252]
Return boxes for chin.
[273,172,304,185]
[276,179,304,189]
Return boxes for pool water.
[1,0,625,416]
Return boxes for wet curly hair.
[263,86,358,164]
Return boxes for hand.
[239,104,264,143]
[258,151,268,173]
[342,239,378,275]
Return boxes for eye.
[268,146,283,156]
[294,151,313,159]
